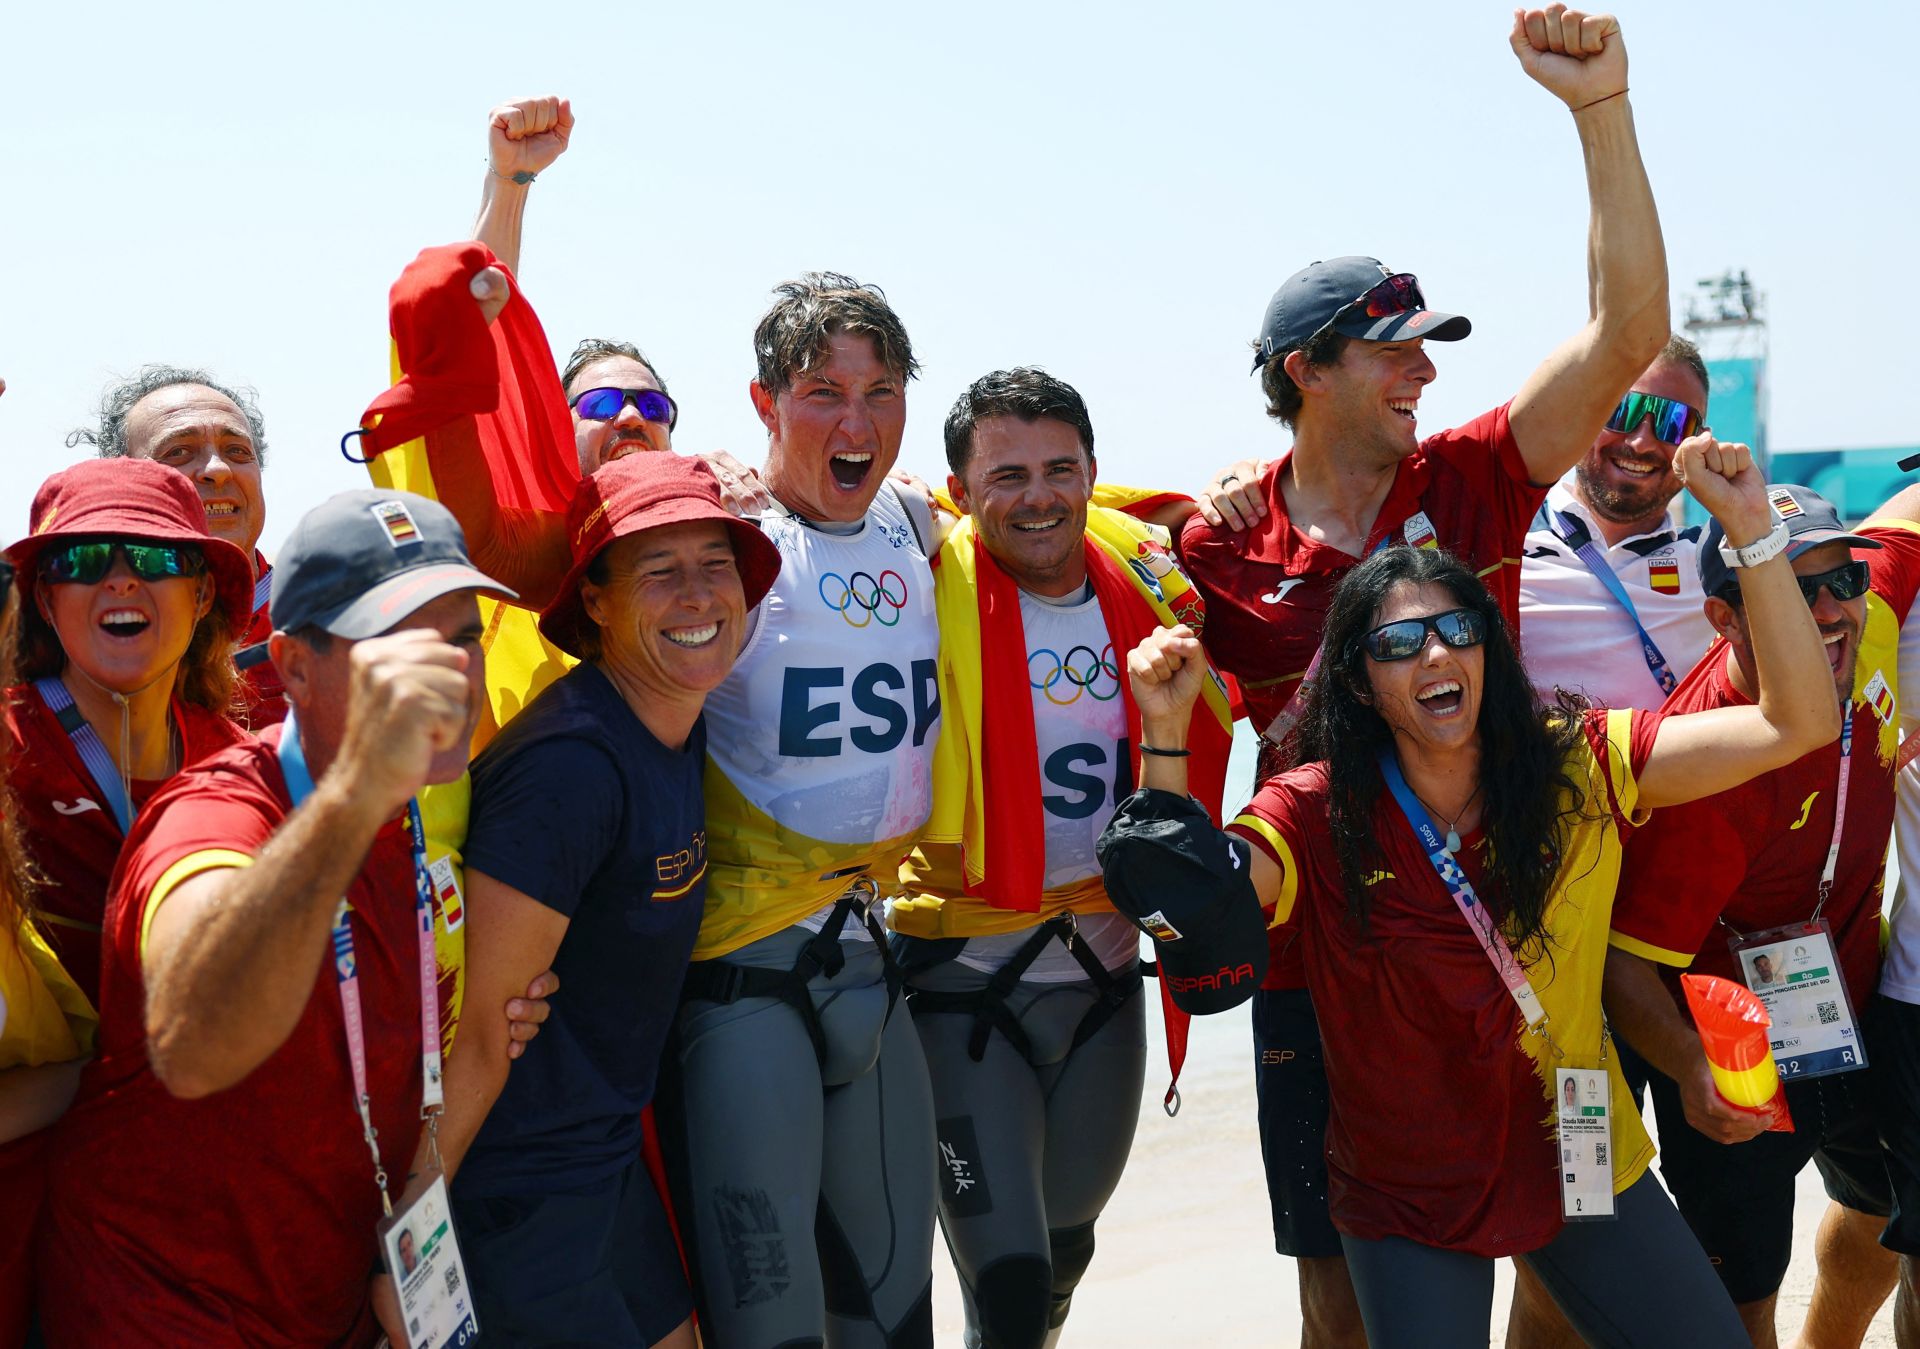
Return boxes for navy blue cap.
[1697,483,1882,598]
[1252,256,1471,373]
[271,489,515,638]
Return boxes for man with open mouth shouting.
[1174,9,1671,1344]
[652,272,944,1349]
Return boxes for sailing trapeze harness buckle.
[906,912,1142,1065]
[679,877,904,1070]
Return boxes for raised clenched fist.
[1510,6,1628,111]
[488,95,575,182]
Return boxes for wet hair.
[12,550,239,718]
[752,271,919,396]
[68,365,269,467]
[943,367,1096,478]
[561,339,671,401]
[1292,546,1590,957]
[1252,327,1350,431]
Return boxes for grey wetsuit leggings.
[906,954,1147,1349]
[1340,1172,1747,1348]
[655,926,937,1348]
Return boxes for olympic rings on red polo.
[1028,644,1121,704]
[819,569,910,628]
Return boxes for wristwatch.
[1718,510,1790,570]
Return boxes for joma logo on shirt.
[1790,792,1820,831]
[657,832,707,885]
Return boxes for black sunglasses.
[1357,607,1488,662]
[568,386,679,432]
[1722,560,1872,608]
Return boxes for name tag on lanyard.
[281,718,474,1347]
[1556,1067,1616,1220]
[381,1174,479,1349]
[1727,713,1866,1080]
[1376,751,1616,1221]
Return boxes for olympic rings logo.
[1029,644,1120,704]
[819,569,910,628]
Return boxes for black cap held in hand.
[1097,789,1269,1015]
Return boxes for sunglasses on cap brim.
[37,540,207,586]
[1357,607,1488,662]
[568,386,679,431]
[1720,560,1872,608]
[1606,390,1703,445]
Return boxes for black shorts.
[1650,1059,1893,1303]
[452,1150,692,1346]
[1252,987,1343,1259]
[1869,994,1920,1256]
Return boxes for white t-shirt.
[955,583,1139,980]
[1518,480,1716,709]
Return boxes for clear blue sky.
[3,1,1909,555]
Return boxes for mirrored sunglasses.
[1606,390,1703,445]
[569,386,679,431]
[1342,272,1427,321]
[1359,607,1488,662]
[1721,560,1872,608]
[38,540,206,586]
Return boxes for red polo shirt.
[38,725,425,1347]
[1180,402,1544,987]
[1610,522,1920,1011]
[6,685,247,1005]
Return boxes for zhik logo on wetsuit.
[937,1117,994,1218]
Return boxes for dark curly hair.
[1292,546,1590,957]
[752,271,919,395]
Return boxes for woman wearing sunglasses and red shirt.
[3,458,254,1008]
[1100,437,1836,1347]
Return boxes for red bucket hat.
[6,458,256,634]
[538,453,782,658]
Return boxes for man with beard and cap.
[72,366,285,727]
[1606,481,1920,1348]
[1177,9,1669,1344]
[1518,335,1718,708]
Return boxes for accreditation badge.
[1729,920,1865,1079]
[380,1172,478,1349]
[1555,1067,1616,1221]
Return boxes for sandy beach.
[929,993,1901,1347]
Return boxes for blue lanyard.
[34,677,135,832]
[1376,750,1547,1029]
[279,712,444,1211]
[1550,509,1677,697]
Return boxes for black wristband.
[1138,745,1191,758]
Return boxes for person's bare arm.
[1635,436,1838,808]
[471,96,574,276]
[144,630,476,1099]
[0,1059,84,1143]
[1504,8,1669,486]
[1602,948,1770,1142]
[1125,624,1286,909]
[433,870,568,1179]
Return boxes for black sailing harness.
[678,877,906,1070]
[904,912,1142,1065]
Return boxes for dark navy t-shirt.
[456,662,707,1194]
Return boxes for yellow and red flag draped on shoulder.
[351,242,582,1053]
[355,241,580,751]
